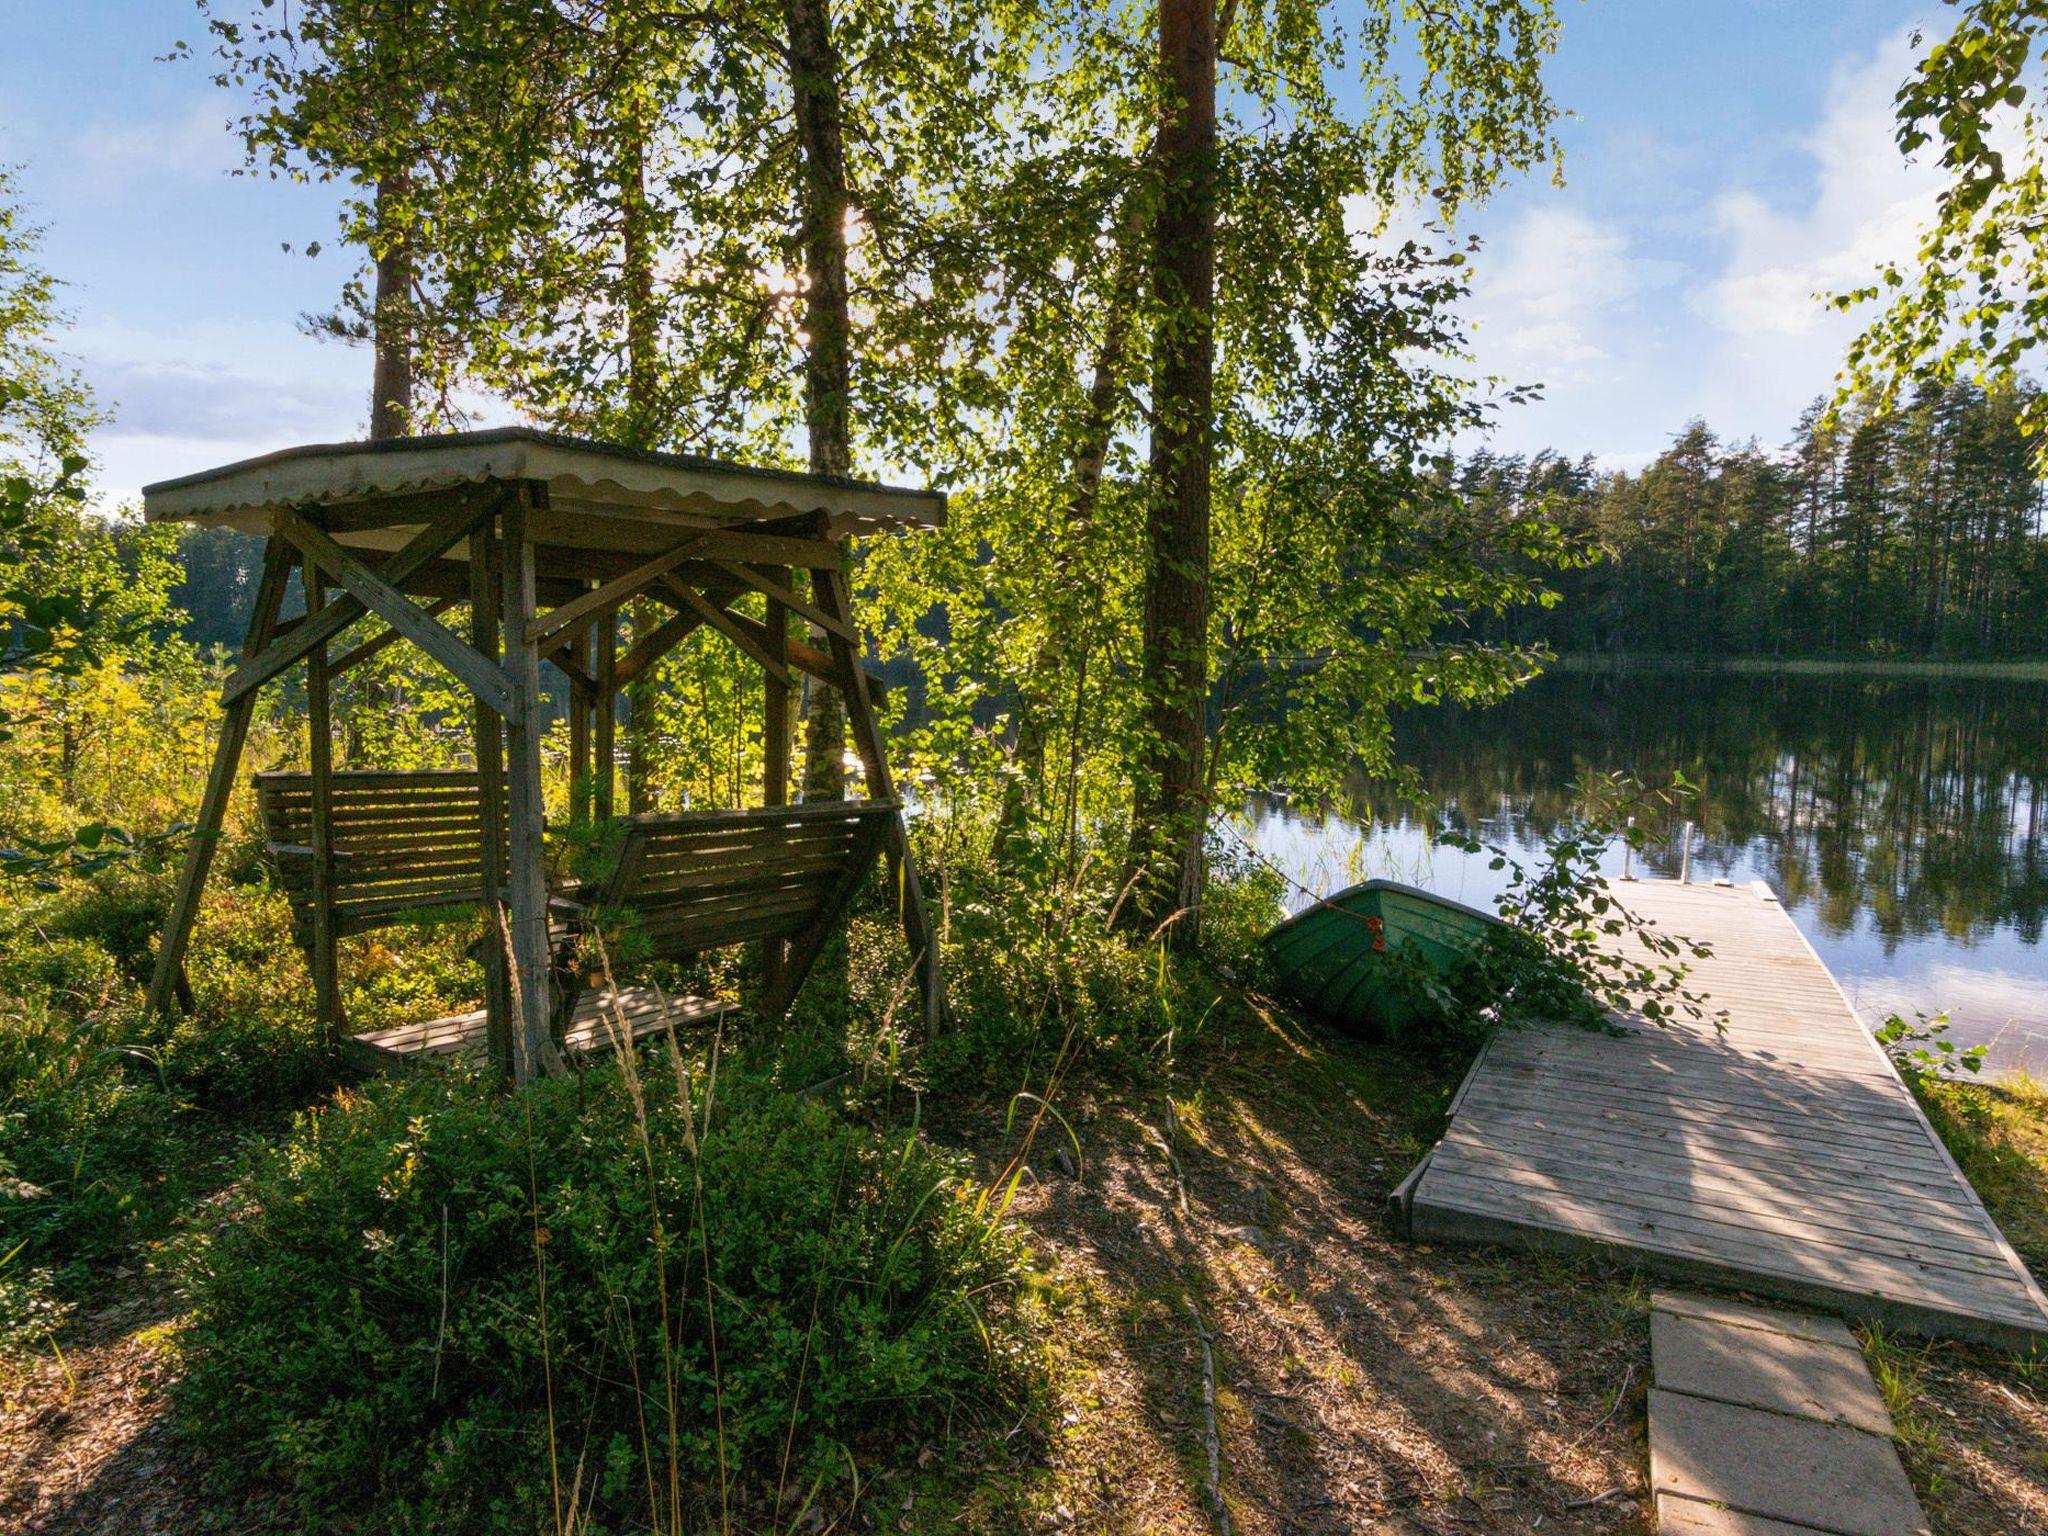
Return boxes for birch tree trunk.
[369,172,413,440]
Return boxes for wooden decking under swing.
[345,986,731,1073]
[1395,880,2048,1352]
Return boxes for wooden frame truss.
[146,478,945,1084]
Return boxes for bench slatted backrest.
[596,799,899,958]
[255,770,499,939]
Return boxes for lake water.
[1238,668,2048,1076]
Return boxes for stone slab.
[1652,1311,1894,1435]
[1653,1289,1860,1350]
[1656,1493,1838,1536]
[1648,1389,1929,1536]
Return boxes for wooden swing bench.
[255,769,899,1071]
[256,769,504,941]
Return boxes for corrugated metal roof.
[142,427,945,538]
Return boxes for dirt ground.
[929,1001,1656,1536]
[1866,1327,2048,1536]
[0,1279,285,1536]
[4,999,2046,1534]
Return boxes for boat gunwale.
[1261,877,1503,949]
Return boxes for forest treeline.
[1472,383,2048,659]
[158,376,2048,673]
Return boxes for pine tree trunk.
[787,0,852,802]
[1126,0,1216,944]
[619,127,662,813]
[369,172,413,440]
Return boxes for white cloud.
[1694,30,1939,429]
[1463,27,1951,464]
[72,102,243,187]
[1468,207,1684,387]
[70,317,369,499]
[74,315,520,501]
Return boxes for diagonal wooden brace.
[612,607,701,690]
[329,594,462,675]
[659,575,796,688]
[221,497,491,706]
[655,578,887,708]
[607,571,748,689]
[707,559,859,643]
[524,536,706,651]
[145,540,296,1019]
[278,507,519,718]
[814,561,944,1035]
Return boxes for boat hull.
[1261,879,1502,1041]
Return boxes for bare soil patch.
[924,1000,1657,1534]
[0,1277,281,1535]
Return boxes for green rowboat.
[1261,879,1503,1040]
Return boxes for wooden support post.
[501,485,561,1083]
[569,610,593,817]
[761,566,791,997]
[305,571,344,1040]
[470,520,514,1082]
[594,612,617,822]
[146,537,295,1019]
[814,563,944,1035]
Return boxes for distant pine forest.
[1473,382,2048,659]
[157,381,2048,665]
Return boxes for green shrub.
[175,1047,1047,1534]
[0,931,121,1007]
[162,883,342,1109]
[919,833,1279,1095]
[35,864,174,983]
[0,865,350,1330]
[0,988,184,1283]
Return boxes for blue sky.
[5,0,1940,498]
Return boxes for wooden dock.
[1398,880,2048,1351]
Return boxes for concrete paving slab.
[1652,1289,1860,1350]
[1656,1493,1838,1535]
[1648,1389,1929,1536]
[1652,1310,1893,1435]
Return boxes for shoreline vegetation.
[1547,652,2048,682]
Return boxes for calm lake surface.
[1240,669,2048,1075]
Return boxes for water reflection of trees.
[1334,673,2048,952]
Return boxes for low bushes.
[173,1043,1048,1534]
[0,867,351,1339]
[915,829,1284,1095]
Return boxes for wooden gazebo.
[142,429,942,1085]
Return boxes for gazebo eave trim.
[140,426,946,534]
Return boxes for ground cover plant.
[174,1038,1049,1535]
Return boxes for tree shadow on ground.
[936,995,1655,1535]
[0,1274,290,1536]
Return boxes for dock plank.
[1406,880,2048,1350]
